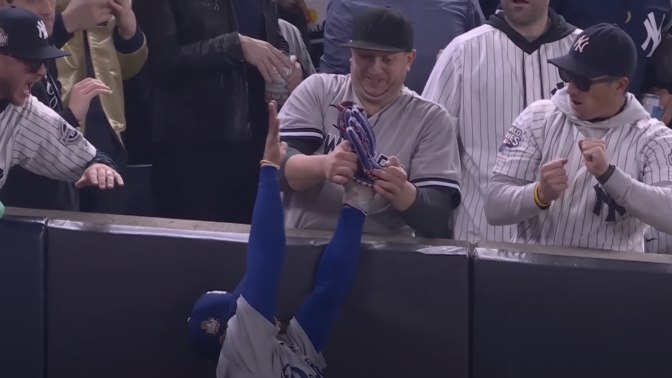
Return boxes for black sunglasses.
[0,52,49,74]
[558,68,617,92]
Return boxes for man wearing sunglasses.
[485,23,672,253]
[0,7,123,192]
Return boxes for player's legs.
[295,183,369,352]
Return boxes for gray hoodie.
[484,88,672,252]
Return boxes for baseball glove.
[331,101,382,187]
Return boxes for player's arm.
[402,108,462,238]
[132,0,245,88]
[10,97,116,183]
[485,110,545,225]
[599,127,672,233]
[422,38,463,119]
[279,75,329,192]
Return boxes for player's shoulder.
[515,99,561,125]
[441,24,499,56]
[399,88,453,122]
[634,116,672,141]
[302,73,349,90]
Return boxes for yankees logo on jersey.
[486,89,672,252]
[422,9,581,243]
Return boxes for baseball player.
[422,0,582,243]
[485,24,672,252]
[279,7,462,238]
[0,7,123,191]
[188,101,370,378]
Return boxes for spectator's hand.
[579,139,610,178]
[108,0,137,40]
[647,88,672,124]
[62,0,112,33]
[537,158,569,204]
[240,35,293,83]
[68,78,111,122]
[286,55,303,93]
[322,141,358,185]
[372,156,416,211]
[75,163,124,190]
[262,101,288,167]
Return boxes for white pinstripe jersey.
[279,74,461,235]
[0,96,96,188]
[489,89,672,252]
[422,17,582,243]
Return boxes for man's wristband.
[534,182,551,209]
[596,164,616,185]
[260,159,280,170]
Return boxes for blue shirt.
[320,0,484,93]
[550,0,672,96]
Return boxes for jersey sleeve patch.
[499,126,524,153]
[58,119,83,146]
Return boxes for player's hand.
[647,88,672,125]
[286,56,303,93]
[68,78,111,122]
[579,139,610,177]
[262,101,288,167]
[240,35,293,84]
[75,163,124,190]
[372,156,417,211]
[322,141,358,185]
[108,0,137,40]
[537,158,569,204]
[62,0,112,33]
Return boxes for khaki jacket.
[56,0,148,149]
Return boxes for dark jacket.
[133,0,280,144]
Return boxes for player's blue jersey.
[550,0,672,96]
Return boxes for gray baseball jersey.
[217,296,327,378]
[485,88,672,252]
[279,73,461,235]
[0,96,96,188]
[422,17,581,243]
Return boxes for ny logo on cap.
[201,317,221,336]
[574,35,590,53]
[36,20,48,40]
[0,28,7,47]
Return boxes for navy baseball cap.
[549,23,637,80]
[341,7,414,52]
[187,290,240,362]
[0,7,69,60]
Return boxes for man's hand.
[579,139,610,178]
[647,88,672,124]
[75,163,124,190]
[322,141,358,185]
[240,35,293,84]
[108,0,137,39]
[372,156,417,211]
[68,78,111,122]
[537,158,569,204]
[263,101,288,167]
[286,55,303,93]
[62,0,112,33]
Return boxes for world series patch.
[58,119,83,146]
[499,126,523,153]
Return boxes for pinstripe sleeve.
[10,97,95,183]
[422,38,463,119]
[408,106,461,194]
[278,74,327,150]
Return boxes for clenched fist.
[578,139,609,178]
[537,158,569,204]
[322,141,358,185]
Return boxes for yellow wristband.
[260,159,280,170]
[534,183,550,208]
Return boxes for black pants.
[151,139,265,224]
[79,149,129,215]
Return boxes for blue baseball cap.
[0,7,69,60]
[548,23,637,80]
[187,290,241,362]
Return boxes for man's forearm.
[283,153,327,192]
[485,175,544,225]
[400,187,456,238]
[602,167,672,234]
